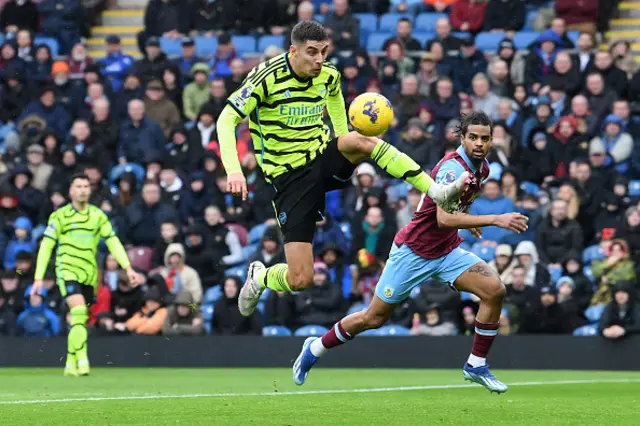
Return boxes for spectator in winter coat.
[162,291,204,336]
[426,77,460,136]
[488,244,517,285]
[249,225,286,269]
[67,42,94,82]
[1,67,30,123]
[395,118,440,171]
[589,114,633,176]
[89,98,120,161]
[98,35,134,93]
[620,207,640,266]
[411,303,457,336]
[10,167,44,226]
[460,179,516,244]
[324,0,360,52]
[152,220,181,269]
[166,127,204,174]
[483,0,525,32]
[426,18,461,54]
[450,0,486,33]
[383,18,422,52]
[313,213,349,256]
[26,145,53,193]
[183,63,211,122]
[591,239,636,306]
[26,44,52,83]
[584,73,617,134]
[593,192,625,242]
[536,199,584,266]
[179,172,210,225]
[295,262,345,328]
[4,216,35,270]
[19,85,71,140]
[134,37,172,84]
[118,100,166,165]
[125,181,179,247]
[64,120,109,173]
[455,39,489,94]
[114,73,144,120]
[126,287,167,335]
[548,116,589,179]
[213,276,261,335]
[555,276,588,331]
[264,290,297,330]
[562,250,594,311]
[342,58,369,106]
[319,243,353,299]
[160,243,203,304]
[17,286,60,337]
[470,73,500,119]
[0,290,17,336]
[542,52,582,98]
[0,0,39,34]
[521,97,558,147]
[599,282,640,339]
[514,241,551,288]
[505,265,539,318]
[352,206,396,261]
[51,61,77,117]
[525,30,563,93]
[520,286,569,334]
[172,38,206,87]
[143,80,181,139]
[589,50,628,99]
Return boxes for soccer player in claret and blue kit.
[293,112,530,393]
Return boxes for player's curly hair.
[291,20,329,45]
[456,111,493,137]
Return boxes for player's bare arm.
[436,206,529,234]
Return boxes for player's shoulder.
[245,54,287,86]
[89,204,108,221]
[322,61,340,76]
[435,158,465,184]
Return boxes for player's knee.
[343,132,378,156]
[287,270,313,291]
[486,280,506,304]
[362,308,388,330]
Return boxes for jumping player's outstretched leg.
[337,132,469,204]
[453,262,508,393]
[293,296,395,385]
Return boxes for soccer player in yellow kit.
[31,174,141,376]
[217,21,469,316]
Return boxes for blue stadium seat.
[377,325,411,336]
[567,31,580,46]
[460,291,474,301]
[583,265,595,283]
[204,286,222,304]
[160,37,183,56]
[256,301,265,315]
[249,223,267,244]
[232,35,257,54]
[413,32,434,47]
[410,286,421,299]
[524,10,538,31]
[258,35,285,52]
[294,325,329,337]
[452,32,471,39]
[582,245,604,265]
[548,265,563,285]
[475,32,503,52]
[34,36,59,57]
[366,32,393,51]
[339,222,352,241]
[354,13,378,33]
[195,36,218,57]
[202,304,214,334]
[585,304,606,323]
[347,303,367,315]
[415,13,447,32]
[379,13,413,32]
[513,31,540,50]
[225,264,247,281]
[241,244,258,262]
[260,288,271,301]
[573,324,599,336]
[263,325,292,336]
[109,163,145,188]
[520,181,541,197]
[359,328,379,336]
[488,162,503,180]
[313,14,325,23]
[471,244,496,262]
[629,180,640,197]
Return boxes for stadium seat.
[409,286,421,299]
[471,244,496,263]
[359,328,379,336]
[232,35,257,54]
[294,325,329,337]
[415,13,447,32]
[225,264,247,281]
[377,325,411,336]
[573,324,598,336]
[263,325,292,336]
[452,32,471,39]
[520,181,540,197]
[260,288,271,301]
[567,31,579,46]
[548,265,563,285]
[347,303,367,315]
[475,32,503,52]
[413,32,434,47]
[34,36,59,57]
[582,245,604,265]
[241,244,258,262]
[313,14,325,23]
[202,304,214,333]
[226,223,249,246]
[109,163,145,188]
[127,246,153,272]
[583,265,595,283]
[194,36,218,57]
[629,180,640,197]
[460,291,474,301]
[354,13,378,33]
[256,301,265,315]
[258,35,285,52]
[524,10,538,31]
[366,32,392,51]
[204,286,222,304]
[488,162,503,180]
[379,13,413,32]
[513,32,540,50]
[585,304,606,323]
[339,222,351,240]
[160,37,183,56]
[248,223,268,244]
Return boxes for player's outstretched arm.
[436,207,529,234]
[326,75,349,137]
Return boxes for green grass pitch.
[1,368,639,425]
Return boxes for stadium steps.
[89,22,144,59]
[101,9,144,27]
[618,1,640,18]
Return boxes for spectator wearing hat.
[454,38,488,94]
[178,171,211,225]
[488,244,517,285]
[599,282,640,339]
[213,276,261,335]
[25,144,52,192]
[98,35,134,93]
[555,276,588,330]
[313,212,349,255]
[483,0,525,32]
[172,37,206,87]
[209,33,237,79]
[323,0,360,52]
[536,199,584,267]
[114,73,144,121]
[118,99,167,165]
[4,217,35,270]
[134,37,172,84]
[589,114,633,176]
[51,60,76,116]
[521,96,557,146]
[383,18,422,52]
[18,85,71,140]
[125,287,168,335]
[17,285,60,337]
[249,225,286,268]
[548,116,588,179]
[143,79,181,138]
[67,41,94,81]
[396,118,440,171]
[1,67,30,123]
[183,220,219,287]
[0,0,39,35]
[188,102,220,151]
[0,270,23,316]
[525,30,563,94]
[295,261,345,328]
[160,243,203,304]
[183,63,212,122]
[450,0,486,34]
[411,303,457,336]
[560,250,593,310]
[519,129,556,184]
[162,291,204,336]
[9,167,44,225]
[166,126,204,174]
[591,239,636,306]
[520,286,569,334]
[593,192,626,243]
[496,39,516,70]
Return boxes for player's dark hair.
[69,173,90,185]
[457,111,493,137]
[291,20,329,45]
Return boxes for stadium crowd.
[0,0,639,340]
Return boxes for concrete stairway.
[88,7,145,59]
[606,1,640,63]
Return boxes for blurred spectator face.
[204,156,218,173]
[586,74,603,95]
[501,170,515,187]
[357,173,373,188]
[472,76,489,97]
[93,99,110,121]
[322,249,337,266]
[407,124,424,140]
[313,270,328,285]
[142,183,161,206]
[71,43,87,61]
[85,71,99,85]
[460,101,472,116]
[558,282,573,298]
[88,83,104,100]
[1,276,18,293]
[17,30,31,48]
[557,184,574,203]
[492,125,507,150]
[43,135,58,151]
[106,41,121,55]
[62,150,76,166]
[145,298,161,312]
[541,292,556,307]
[164,69,177,86]
[612,41,629,58]
[211,80,226,98]
[334,0,347,16]
[401,76,418,96]
[435,18,451,39]
[365,206,383,228]
[1,43,15,60]
[541,40,555,54]
[199,112,215,127]
[605,122,621,138]
[565,258,580,274]
[40,91,54,107]
[513,85,527,104]
[187,233,202,247]
[35,47,50,62]
[387,43,403,61]
[571,95,589,117]
[577,33,594,51]
[499,46,514,61]
[161,222,178,241]
[216,176,227,192]
[595,51,612,70]
[613,101,630,121]
[169,253,181,268]
[430,42,444,62]
[536,104,551,121]
[498,100,512,120]
[426,308,440,325]
[550,200,568,221]
[366,80,381,93]
[29,294,43,307]
[15,227,27,240]
[419,108,433,124]
[72,121,90,141]
[590,151,606,167]
[491,60,508,82]
[224,278,238,298]
[14,173,28,189]
[436,79,453,99]
[51,191,66,207]
[160,168,177,186]
[263,239,278,254]
[343,64,358,79]
[550,88,565,103]
[614,182,627,197]
[511,267,525,289]
[106,254,118,271]
[27,150,44,166]
[554,53,572,74]
[550,18,566,36]
[145,45,160,59]
[191,179,204,192]
[558,120,575,138]
[146,87,164,101]
[181,43,195,59]
[462,306,475,325]
[124,74,140,89]
[627,209,640,227]
[615,289,630,305]
[611,242,625,257]
[408,189,422,210]
[204,206,223,226]
[177,304,190,317]
[172,131,186,145]
[495,253,511,269]
[100,199,113,214]
[420,57,435,73]
[483,181,500,200]
[298,1,314,20]
[128,100,145,122]
[397,20,412,38]
[461,43,476,58]
[366,194,381,207]
[230,58,245,78]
